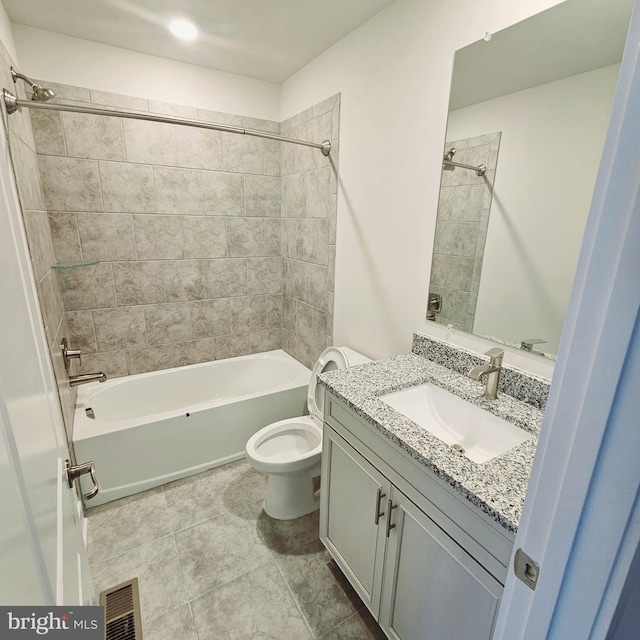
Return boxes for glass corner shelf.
[52,260,99,270]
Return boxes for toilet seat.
[307,346,362,423]
[245,416,322,474]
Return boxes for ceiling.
[3,0,397,83]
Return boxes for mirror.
[427,0,634,358]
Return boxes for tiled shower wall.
[428,132,500,331]
[281,96,339,368]
[30,83,340,375]
[0,56,77,441]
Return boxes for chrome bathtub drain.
[451,443,465,455]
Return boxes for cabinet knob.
[386,500,397,537]
[374,488,386,525]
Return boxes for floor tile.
[317,609,387,640]
[190,563,314,640]
[143,604,198,640]
[163,464,232,531]
[249,498,320,554]
[87,488,172,563]
[90,535,188,626]
[274,539,363,637]
[221,459,268,508]
[174,504,272,600]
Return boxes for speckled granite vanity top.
[318,351,545,535]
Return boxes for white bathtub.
[73,349,311,506]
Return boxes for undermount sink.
[380,383,533,464]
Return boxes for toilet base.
[263,464,321,520]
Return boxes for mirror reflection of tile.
[429,132,501,332]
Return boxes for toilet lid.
[307,347,349,421]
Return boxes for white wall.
[11,25,280,120]
[0,0,16,62]
[446,64,619,354]
[281,0,565,360]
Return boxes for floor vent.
[99,577,143,640]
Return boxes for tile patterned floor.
[87,459,386,640]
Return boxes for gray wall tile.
[189,299,230,338]
[176,128,223,170]
[99,161,156,213]
[172,338,216,367]
[155,166,205,215]
[62,113,125,161]
[125,344,173,375]
[247,257,282,294]
[93,306,146,350]
[38,155,102,211]
[266,219,281,257]
[206,259,247,298]
[227,218,265,257]
[66,310,97,354]
[79,350,128,378]
[22,210,56,281]
[202,172,244,216]
[48,212,82,264]
[58,262,117,311]
[144,303,192,345]
[163,260,208,302]
[221,133,263,174]
[123,119,177,166]
[183,217,227,259]
[245,175,280,217]
[30,110,66,156]
[134,215,184,260]
[266,294,283,328]
[230,296,266,332]
[113,261,166,305]
[77,213,136,261]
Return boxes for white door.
[0,115,92,605]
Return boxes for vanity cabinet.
[320,393,513,640]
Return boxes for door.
[320,427,389,616]
[380,488,502,640]
[0,115,92,605]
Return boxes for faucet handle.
[61,337,81,373]
[484,347,504,366]
[520,338,547,351]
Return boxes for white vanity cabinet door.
[379,488,503,640]
[320,430,391,617]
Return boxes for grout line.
[269,550,317,639]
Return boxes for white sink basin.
[380,383,533,464]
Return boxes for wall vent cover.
[99,577,143,640]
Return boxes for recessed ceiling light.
[169,19,198,41]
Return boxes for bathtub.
[73,349,311,506]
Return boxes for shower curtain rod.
[2,89,332,156]
[442,147,486,176]
[442,159,486,177]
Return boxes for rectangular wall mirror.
[426,0,634,358]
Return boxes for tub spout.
[69,372,107,387]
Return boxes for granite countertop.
[318,353,544,534]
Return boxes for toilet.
[245,346,370,520]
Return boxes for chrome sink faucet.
[468,348,504,400]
